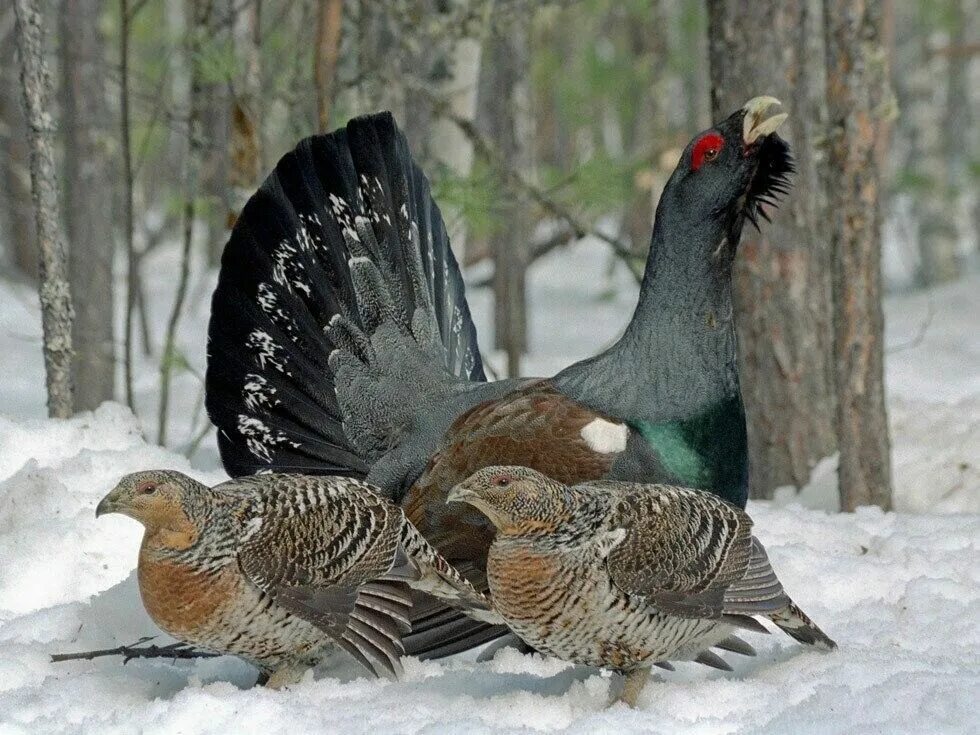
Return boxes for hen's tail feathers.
[397,521,502,625]
[206,112,484,480]
[768,602,837,650]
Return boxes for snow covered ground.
[0,242,977,733]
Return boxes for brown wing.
[403,380,624,565]
[232,475,412,678]
[601,483,788,619]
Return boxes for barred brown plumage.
[96,470,497,687]
[448,466,836,708]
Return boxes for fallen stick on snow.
[51,636,219,664]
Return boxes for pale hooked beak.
[742,96,788,144]
[446,485,472,505]
[95,495,117,517]
[96,487,124,518]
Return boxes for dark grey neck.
[555,203,740,422]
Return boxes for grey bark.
[13,0,75,417]
[60,0,115,410]
[824,0,893,511]
[482,14,529,377]
[0,35,37,280]
[708,0,837,499]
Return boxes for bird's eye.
[692,132,725,171]
[492,475,511,488]
[137,482,158,495]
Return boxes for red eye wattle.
[692,133,725,171]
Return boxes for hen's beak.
[742,96,788,144]
[96,492,120,518]
[446,485,474,505]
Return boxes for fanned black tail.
[206,113,485,481]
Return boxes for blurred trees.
[0,0,975,506]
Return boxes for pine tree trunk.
[60,0,116,411]
[202,2,230,266]
[620,2,666,256]
[228,0,262,228]
[13,0,75,418]
[483,16,529,377]
[314,0,344,133]
[707,0,837,499]
[824,0,893,511]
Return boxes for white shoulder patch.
[580,418,629,454]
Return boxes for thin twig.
[51,637,219,664]
[470,226,576,288]
[886,298,935,353]
[185,422,214,459]
[120,0,136,411]
[158,1,208,446]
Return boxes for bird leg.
[612,667,651,709]
[264,661,311,690]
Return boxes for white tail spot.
[580,418,628,454]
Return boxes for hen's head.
[448,466,569,534]
[97,470,208,550]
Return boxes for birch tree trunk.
[428,35,484,258]
[824,0,893,510]
[13,0,75,418]
[61,0,115,410]
[708,0,837,499]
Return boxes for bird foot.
[263,662,311,690]
[609,668,651,709]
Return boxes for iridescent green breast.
[630,395,747,507]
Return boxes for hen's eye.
[137,482,158,495]
[492,476,511,488]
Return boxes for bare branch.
[51,637,219,664]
